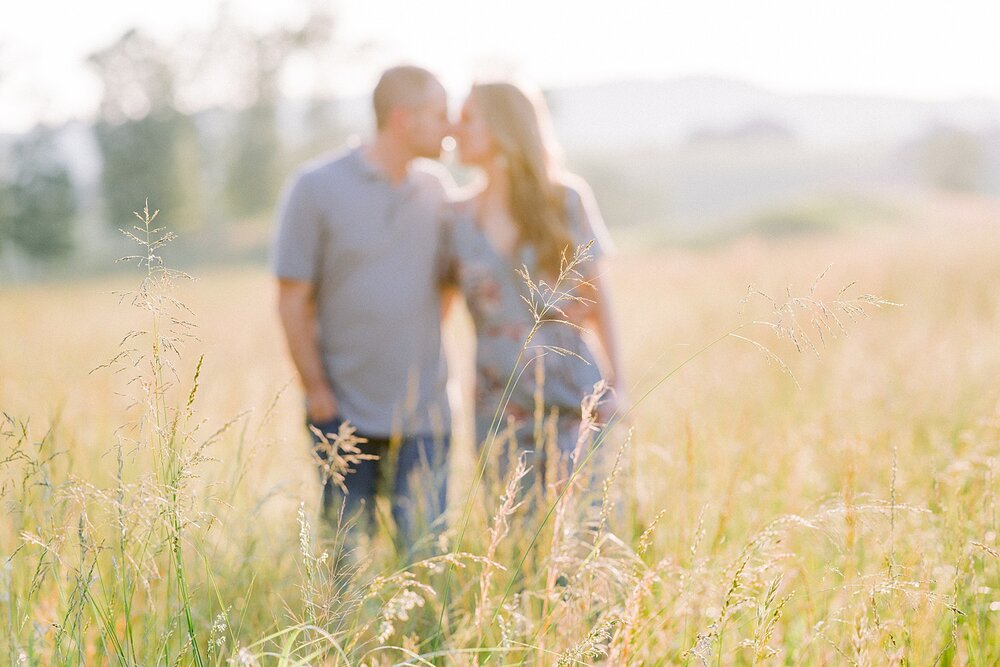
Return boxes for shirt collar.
[349,145,414,187]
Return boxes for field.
[2,191,1000,665]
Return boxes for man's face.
[403,83,451,160]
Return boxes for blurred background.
[1,0,998,280]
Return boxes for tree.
[88,29,197,230]
[0,177,11,252]
[216,8,335,219]
[1,127,78,258]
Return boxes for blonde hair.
[470,82,572,277]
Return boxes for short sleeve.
[565,178,615,260]
[272,171,323,282]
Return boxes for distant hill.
[8,75,1000,185]
[2,75,998,274]
[545,76,1000,151]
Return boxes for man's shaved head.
[373,65,443,130]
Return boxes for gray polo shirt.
[272,146,450,438]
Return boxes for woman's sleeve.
[566,178,615,261]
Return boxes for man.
[272,66,453,552]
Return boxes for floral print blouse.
[441,181,613,452]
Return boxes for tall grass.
[2,192,999,663]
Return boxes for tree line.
[1,8,994,265]
[0,7,339,263]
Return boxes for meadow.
[2,190,999,665]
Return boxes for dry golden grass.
[2,191,999,664]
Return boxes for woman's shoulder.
[556,173,594,208]
[554,173,597,230]
[556,173,615,254]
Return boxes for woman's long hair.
[471,82,572,277]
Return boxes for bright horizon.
[2,0,999,134]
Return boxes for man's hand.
[306,385,340,423]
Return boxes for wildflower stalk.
[122,202,205,666]
[115,436,138,664]
[489,267,897,637]
[475,453,529,637]
[436,242,599,640]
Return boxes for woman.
[445,81,624,488]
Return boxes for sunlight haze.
[1,0,998,132]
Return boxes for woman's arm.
[584,261,627,418]
[586,267,622,381]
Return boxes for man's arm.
[277,278,339,422]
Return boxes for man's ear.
[386,106,411,134]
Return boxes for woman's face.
[455,95,498,167]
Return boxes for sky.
[2,0,999,133]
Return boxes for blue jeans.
[308,416,449,554]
